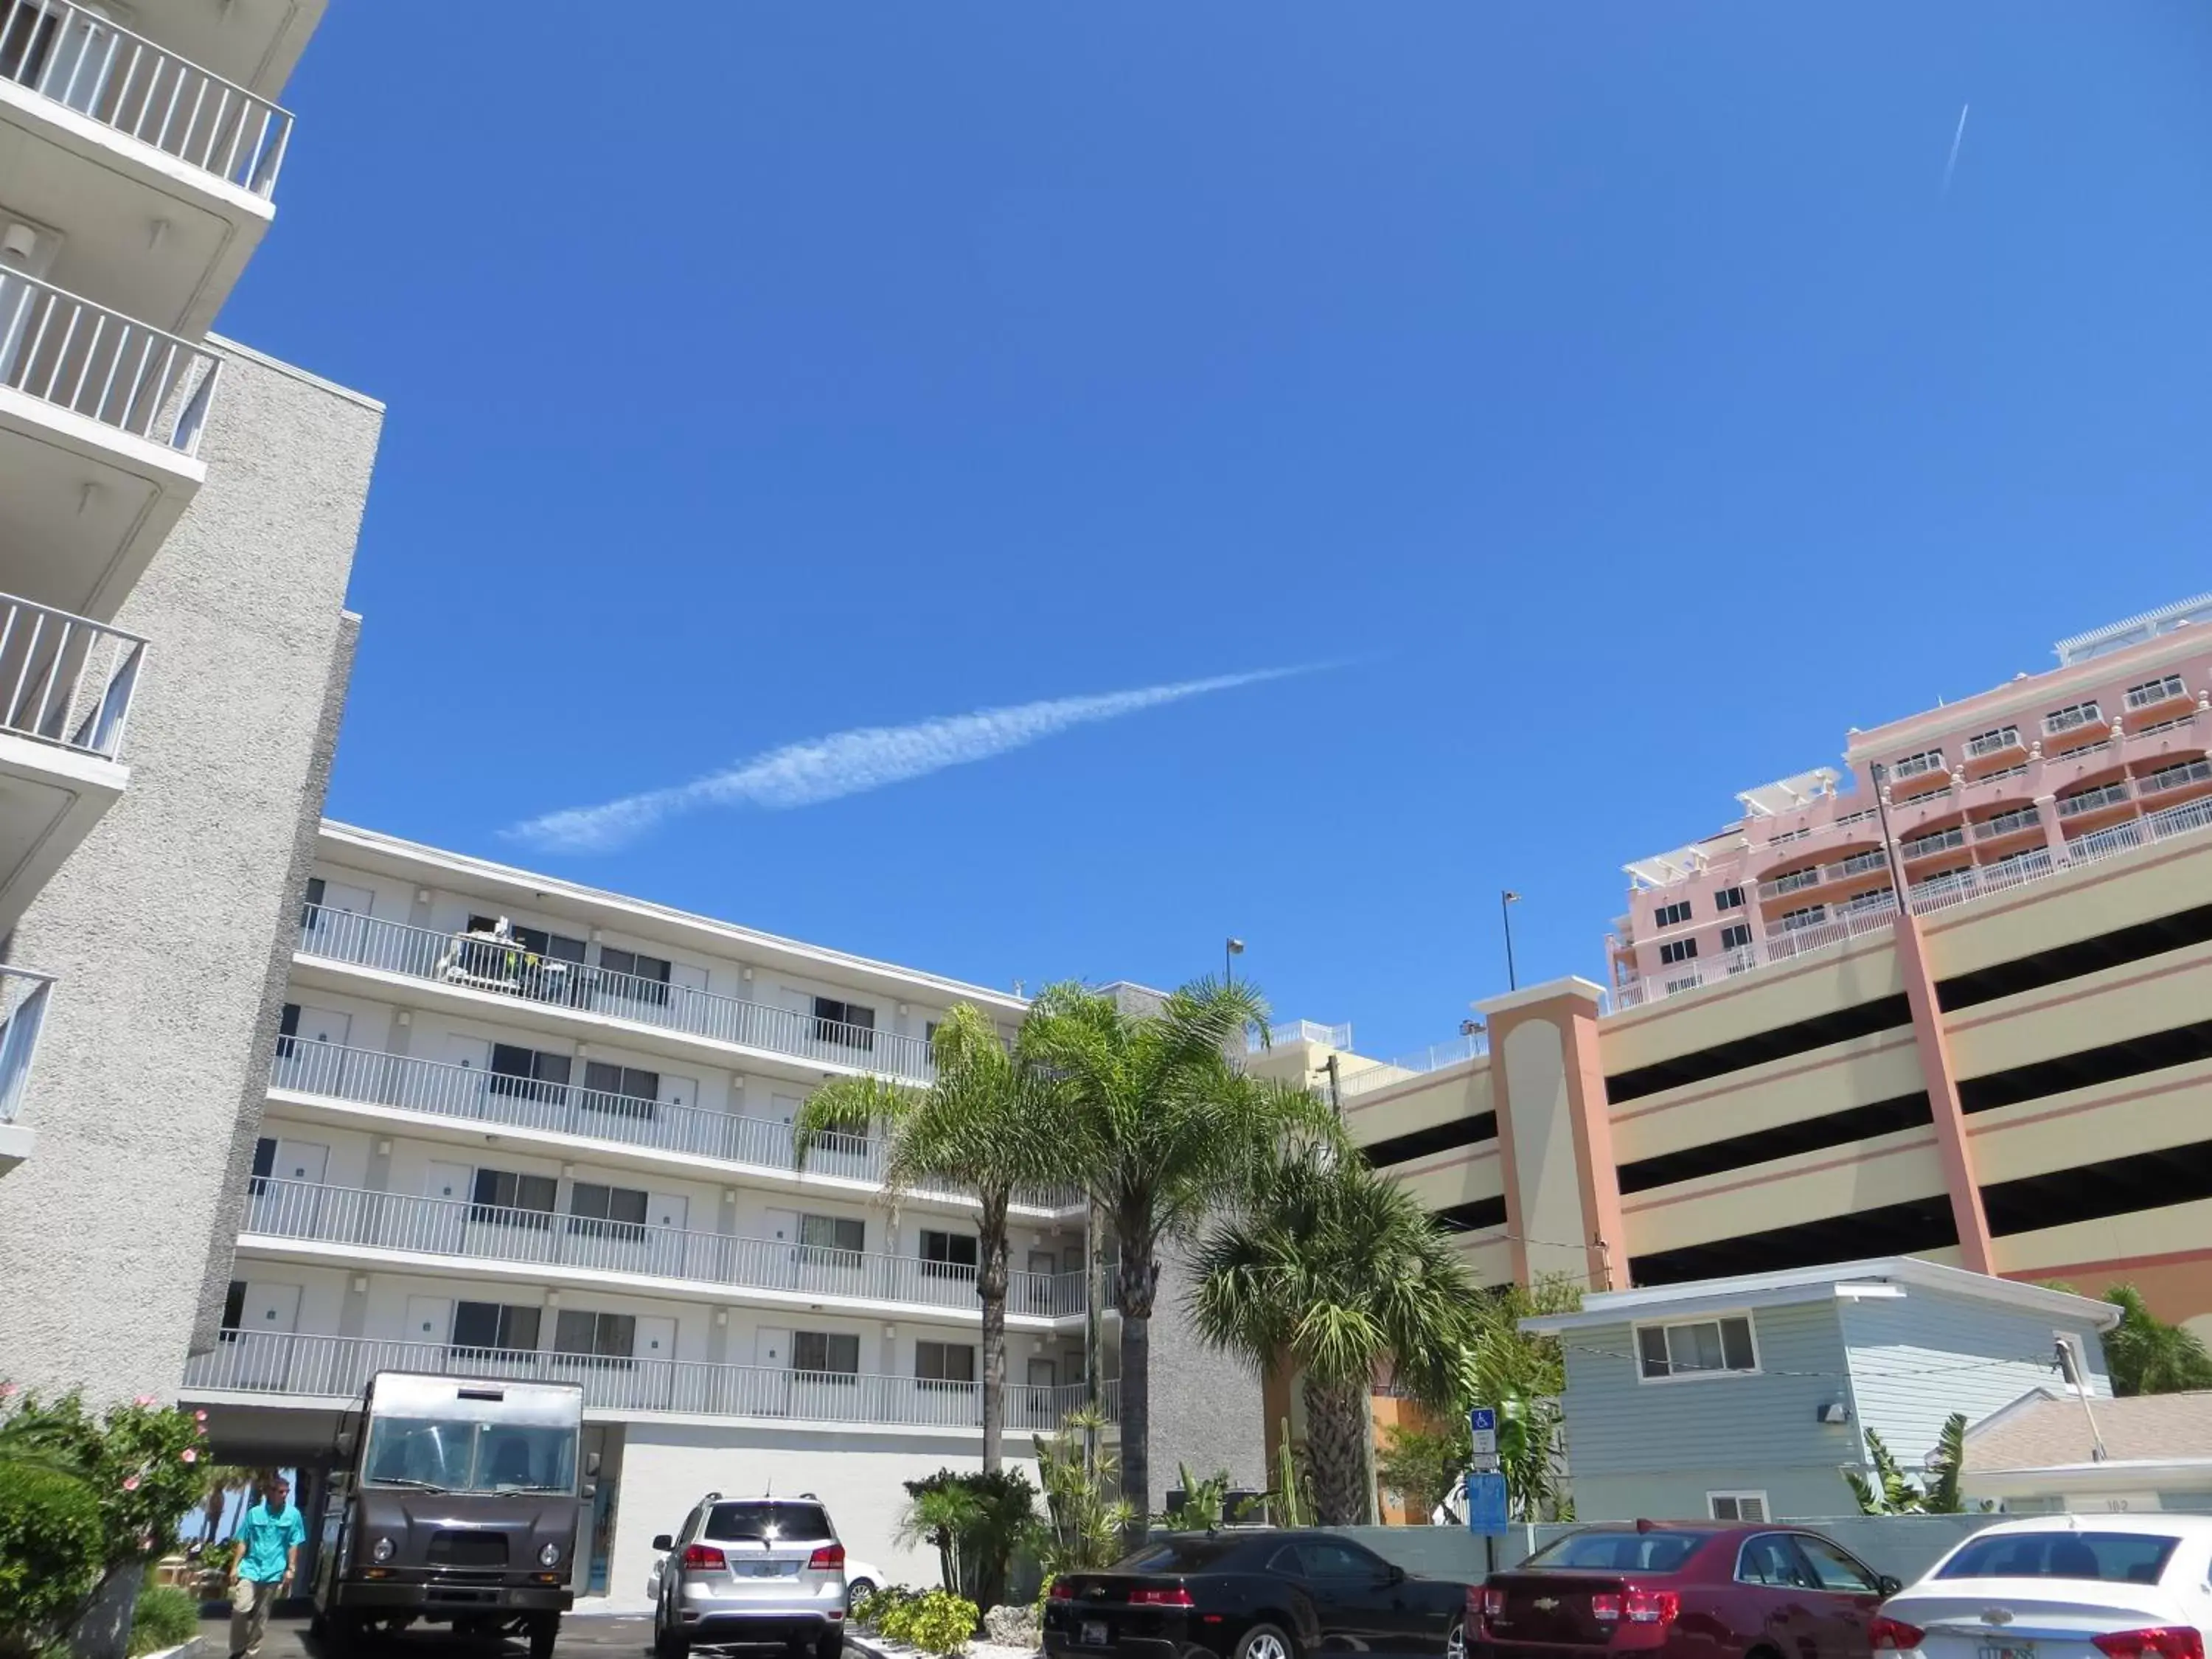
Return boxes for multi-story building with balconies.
[0,0,383,1400]
[177,824,1271,1604]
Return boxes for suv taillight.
[808,1545,846,1571]
[681,1545,727,1570]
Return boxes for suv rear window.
[705,1502,834,1543]
[1523,1531,1708,1573]
[1937,1533,2177,1585]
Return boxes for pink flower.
[122,1475,141,1492]
[181,1448,198,1464]
[195,1410,208,1423]
[0,1382,17,1399]
[133,1394,157,1408]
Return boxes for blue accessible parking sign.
[1465,1470,1509,1535]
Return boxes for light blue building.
[1521,1258,2119,1523]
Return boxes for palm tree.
[1023,978,1343,1537]
[793,1002,1071,1471]
[1189,1141,1481,1525]
[2101,1284,2212,1395]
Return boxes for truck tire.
[529,1612,560,1659]
[818,1630,844,1659]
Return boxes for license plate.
[736,1561,796,1578]
[1980,1645,2034,1659]
[1081,1621,1109,1646]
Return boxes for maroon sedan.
[1472,1522,1904,1659]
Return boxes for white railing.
[1888,751,1945,781]
[2140,759,2212,798]
[1248,1019,1352,1051]
[2057,780,2132,819]
[0,0,292,195]
[1964,727,2023,759]
[182,1331,1112,1431]
[2137,714,2199,739]
[1756,845,1889,901]
[1614,790,2212,1012]
[1761,866,1822,899]
[296,908,937,1083]
[2051,735,2114,764]
[0,593,142,759]
[0,268,220,451]
[2045,703,2104,736]
[1974,762,2031,785]
[0,966,52,1123]
[2126,678,2188,712]
[241,1177,1086,1319]
[1337,1029,1489,1100]
[1898,825,1966,861]
[1973,806,2041,841]
[268,1040,1078,1214]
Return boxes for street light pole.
[1500,891,1521,991]
[1225,936,1245,988]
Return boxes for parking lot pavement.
[196,1609,659,1659]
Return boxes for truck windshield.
[362,1417,577,1495]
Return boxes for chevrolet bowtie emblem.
[1534,1599,1559,1611]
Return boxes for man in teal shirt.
[229,1475,307,1659]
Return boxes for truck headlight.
[372,1537,396,1564]
[539,1544,562,1568]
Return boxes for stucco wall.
[0,340,380,1399]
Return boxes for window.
[1736,1533,1817,1587]
[552,1309,636,1365]
[582,1059,659,1118]
[919,1229,979,1277]
[1714,887,1745,911]
[470,1168,557,1227]
[568,1183,649,1241]
[491,1043,572,1103]
[1658,939,1698,966]
[799,1212,864,1265]
[1794,1535,1881,1593]
[1655,900,1693,929]
[220,1280,246,1342]
[2127,674,2187,711]
[813,996,877,1051]
[1522,1531,1706,1573]
[1719,922,1753,953]
[1936,1531,2179,1585]
[703,1502,835,1544]
[2044,700,2104,735]
[598,945,672,1009]
[791,1330,860,1377]
[1710,1492,1767,1523]
[915,1340,976,1385]
[1296,1540,1383,1578]
[452,1301,541,1354]
[1635,1315,1757,1380]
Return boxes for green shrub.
[877,1587,977,1657]
[0,1461,103,1659]
[852,1584,922,1631]
[125,1588,197,1656]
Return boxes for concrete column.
[1475,976,1624,1290]
[2034,793,2067,861]
[1889,911,1994,1272]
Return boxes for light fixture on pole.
[1500,891,1522,990]
[1225,936,1245,987]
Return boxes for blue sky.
[223,4,2212,1060]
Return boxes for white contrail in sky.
[507,664,1324,853]
[1942,102,1971,195]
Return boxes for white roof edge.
[2054,594,2212,661]
[207,333,387,413]
[316,820,1030,1010]
[1520,1256,2121,1335]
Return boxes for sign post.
[1467,1406,1507,1571]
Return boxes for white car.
[1879,1515,2212,1659]
[843,1558,886,1604]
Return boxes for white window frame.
[1709,1490,1770,1523]
[1634,1312,1761,1384]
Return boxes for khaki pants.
[229,1576,283,1659]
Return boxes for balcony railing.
[296,908,935,1083]
[0,966,52,1124]
[183,1331,1112,1432]
[1973,806,2042,841]
[0,268,220,452]
[2126,677,2188,712]
[0,593,142,759]
[2140,759,2212,799]
[1756,846,1890,902]
[1897,826,1966,862]
[0,0,293,195]
[1248,1019,1352,1052]
[1888,751,1945,781]
[2057,780,2132,819]
[268,1040,1079,1213]
[241,1177,1086,1319]
[1964,727,2023,760]
[1337,1030,1489,1101]
[2045,703,2105,737]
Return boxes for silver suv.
[652,1495,847,1659]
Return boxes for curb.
[142,1638,204,1659]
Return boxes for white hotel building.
[182,824,1134,1602]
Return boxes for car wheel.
[1447,1618,1467,1659]
[817,1630,845,1659]
[1237,1623,1296,1659]
[847,1579,876,1604]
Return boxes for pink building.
[1611,594,2212,1006]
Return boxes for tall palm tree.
[793,1002,1071,1470]
[2102,1284,2212,1395]
[1022,978,1342,1534]
[1189,1141,1482,1525]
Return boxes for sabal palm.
[793,1002,1071,1471]
[1191,1142,1482,1526]
[2103,1284,2212,1395]
[1022,978,1343,1534]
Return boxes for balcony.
[2139,758,2212,800]
[2044,703,2106,738]
[240,1176,1088,1321]
[2057,779,2132,821]
[2126,675,2189,714]
[0,270,218,619]
[295,907,938,1085]
[1897,825,1966,863]
[0,964,52,1173]
[0,594,142,931]
[1888,751,1946,782]
[1754,845,1891,903]
[1972,805,2042,842]
[0,0,291,336]
[184,1331,1112,1433]
[1964,726,2023,762]
[268,1039,1080,1214]
[1336,1029,1489,1101]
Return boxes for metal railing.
[268,1040,1079,1213]
[1964,727,2023,760]
[2137,714,2199,740]
[295,908,935,1082]
[0,268,220,451]
[182,1331,1113,1430]
[1973,806,2042,841]
[2126,677,2188,712]
[2051,736,2115,765]
[0,0,292,195]
[1756,846,1890,902]
[2057,780,2132,818]
[0,966,52,1123]
[1898,825,1966,862]
[1248,1019,1352,1051]
[1337,1030,1489,1101]
[241,1177,1086,1319]
[2044,703,2104,737]
[2140,759,2212,799]
[0,593,142,759]
[1888,751,1945,780]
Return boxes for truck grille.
[426,1531,508,1568]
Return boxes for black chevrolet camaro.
[1044,1531,1473,1659]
